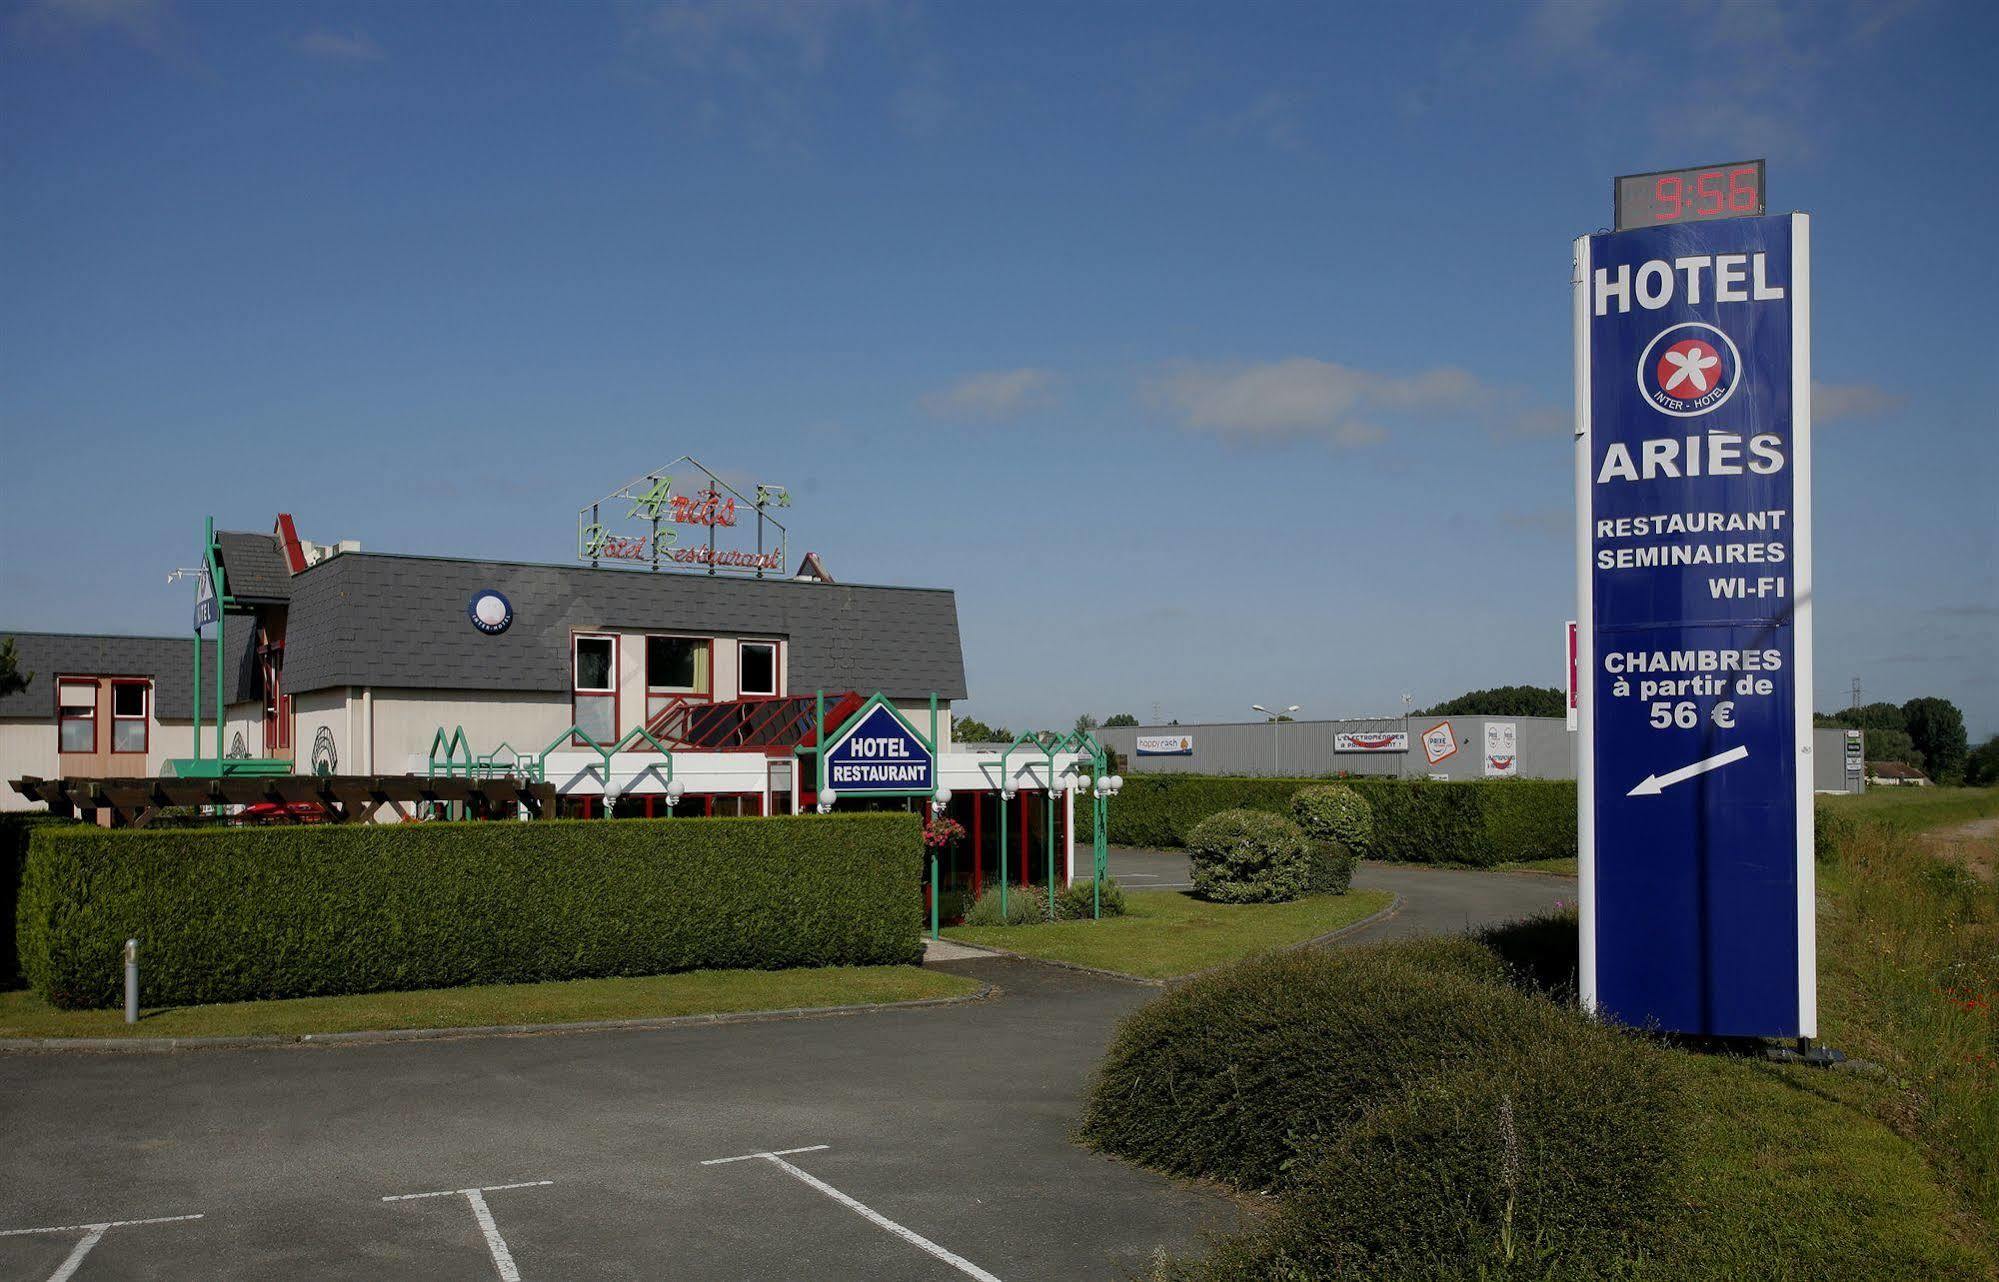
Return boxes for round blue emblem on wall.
[468,589,514,635]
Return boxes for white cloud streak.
[293,29,385,62]
[921,368,1057,422]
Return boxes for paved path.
[1107,848,1576,943]
[0,863,1570,1281]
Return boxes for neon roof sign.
[578,457,790,576]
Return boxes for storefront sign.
[1844,729,1863,775]
[1576,209,1813,1039]
[1136,734,1194,756]
[1335,731,1408,753]
[192,570,218,629]
[1421,722,1457,765]
[577,456,790,577]
[824,703,934,794]
[1485,721,1519,777]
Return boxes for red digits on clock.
[1696,169,1725,214]
[1654,174,1682,221]
[1727,166,1758,212]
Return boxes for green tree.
[1418,685,1565,718]
[1964,735,1999,787]
[1074,713,1101,735]
[1902,697,1969,784]
[951,713,1012,744]
[0,637,30,697]
[1819,703,1921,766]
[1104,713,1140,728]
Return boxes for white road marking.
[0,1214,203,1282]
[382,1181,552,1282]
[701,1146,1003,1282]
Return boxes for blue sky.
[3,0,1995,736]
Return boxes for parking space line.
[382,1181,553,1282]
[0,1214,203,1282]
[701,1146,1004,1282]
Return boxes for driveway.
[1107,848,1575,942]
[0,861,1571,1281]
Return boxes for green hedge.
[3,814,77,990]
[18,813,922,1010]
[1081,774,1576,867]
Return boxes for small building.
[1863,760,1931,787]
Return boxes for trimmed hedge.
[3,814,76,990]
[1080,941,1656,1191]
[1185,810,1309,904]
[1082,774,1576,867]
[18,813,922,1010]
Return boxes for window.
[572,634,617,744]
[645,636,711,721]
[58,681,96,753]
[111,681,149,754]
[739,641,779,698]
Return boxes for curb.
[0,984,998,1056]
[947,892,1406,989]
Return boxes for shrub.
[1193,1029,1685,1280]
[1291,784,1374,858]
[1185,810,1309,904]
[960,883,1049,926]
[17,813,922,1009]
[1055,877,1127,920]
[1079,774,1576,868]
[1478,908,1582,996]
[2,814,75,990]
[1304,840,1356,894]
[1813,801,1859,863]
[1080,941,1636,1191]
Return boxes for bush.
[1291,784,1374,858]
[3,814,76,990]
[17,813,922,1010]
[1054,877,1127,920]
[1813,802,1859,863]
[960,883,1049,926]
[1080,774,1576,868]
[1193,1030,1685,1280]
[1080,941,1646,1191]
[1304,840,1356,894]
[1185,810,1309,904]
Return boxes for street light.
[1251,704,1300,776]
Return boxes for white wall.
[371,688,572,770]
[1,716,195,810]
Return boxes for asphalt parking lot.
[0,864,1572,1281]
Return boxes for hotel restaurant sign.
[577,456,790,576]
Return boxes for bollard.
[123,938,139,1024]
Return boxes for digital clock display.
[1614,160,1765,231]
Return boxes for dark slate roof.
[215,530,293,604]
[282,553,969,701]
[0,628,256,719]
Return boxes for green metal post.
[1046,780,1056,921]
[213,579,223,775]
[999,788,1008,918]
[930,854,940,940]
[815,689,826,798]
[1093,791,1102,920]
[190,630,201,762]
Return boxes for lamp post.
[1250,704,1300,777]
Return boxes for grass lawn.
[1643,1054,1993,1279]
[0,965,979,1040]
[943,889,1393,980]
[1821,784,1999,834]
[1495,856,1579,876]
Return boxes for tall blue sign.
[823,702,935,796]
[1574,213,1814,1038]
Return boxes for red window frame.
[110,679,150,755]
[571,632,620,747]
[737,639,782,698]
[57,678,98,755]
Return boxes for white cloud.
[1147,357,1546,447]
[294,29,385,62]
[1812,381,1902,424]
[15,0,163,47]
[921,368,1057,422]
[640,0,885,72]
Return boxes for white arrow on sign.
[1627,744,1749,797]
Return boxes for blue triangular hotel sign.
[824,701,935,795]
